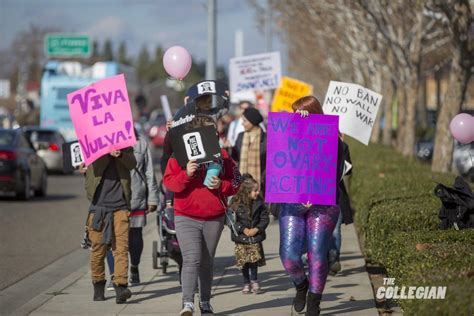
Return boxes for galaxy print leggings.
[279,203,340,294]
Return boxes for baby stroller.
[152,181,183,276]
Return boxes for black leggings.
[129,227,143,266]
[242,262,258,284]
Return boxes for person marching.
[80,147,136,304]
[230,173,269,294]
[105,128,160,288]
[278,96,352,316]
[163,115,241,316]
[231,107,267,193]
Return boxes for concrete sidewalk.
[15,216,377,315]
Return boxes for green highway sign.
[45,34,91,58]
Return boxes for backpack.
[434,176,474,230]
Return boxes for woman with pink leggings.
[279,96,351,316]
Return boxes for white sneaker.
[180,302,194,316]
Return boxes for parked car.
[23,127,66,173]
[415,138,473,182]
[147,114,168,147]
[453,141,474,182]
[0,128,48,200]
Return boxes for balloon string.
[167,76,185,91]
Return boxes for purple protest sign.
[265,112,339,205]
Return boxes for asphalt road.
[0,173,89,290]
[0,147,163,291]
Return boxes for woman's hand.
[296,109,309,118]
[186,160,198,177]
[78,163,87,174]
[110,150,121,158]
[147,205,157,213]
[207,176,222,190]
[243,228,252,236]
[302,200,312,208]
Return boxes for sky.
[0,0,286,70]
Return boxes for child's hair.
[231,173,258,211]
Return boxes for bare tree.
[430,0,473,172]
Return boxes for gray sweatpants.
[175,215,224,304]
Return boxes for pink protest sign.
[265,112,339,205]
[67,74,136,166]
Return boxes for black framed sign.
[170,124,221,167]
[62,141,84,173]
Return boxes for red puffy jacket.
[164,149,241,220]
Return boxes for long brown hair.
[231,173,258,212]
[291,95,323,114]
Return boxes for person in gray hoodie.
[106,129,160,287]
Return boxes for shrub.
[346,139,473,314]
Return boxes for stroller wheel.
[152,241,158,269]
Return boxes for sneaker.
[199,301,214,314]
[242,283,251,294]
[107,276,114,291]
[251,281,260,294]
[180,302,195,316]
[129,266,140,285]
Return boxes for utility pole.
[206,0,216,80]
[235,29,244,57]
[265,0,273,52]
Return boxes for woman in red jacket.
[164,116,241,316]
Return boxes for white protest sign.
[0,80,10,99]
[160,95,173,121]
[323,81,382,145]
[229,52,281,94]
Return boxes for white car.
[23,127,66,174]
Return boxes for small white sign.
[323,81,383,145]
[197,81,216,94]
[70,142,84,167]
[229,52,281,94]
[160,95,173,121]
[0,80,10,99]
[183,132,206,160]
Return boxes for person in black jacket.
[230,173,269,294]
[328,138,353,276]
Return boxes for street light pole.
[265,0,273,52]
[206,0,216,80]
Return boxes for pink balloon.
[449,113,474,144]
[163,46,192,80]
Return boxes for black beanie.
[243,108,263,126]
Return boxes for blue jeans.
[330,211,342,259]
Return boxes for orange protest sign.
[271,76,313,112]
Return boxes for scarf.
[239,127,261,186]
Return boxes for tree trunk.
[431,58,465,172]
[370,71,383,143]
[396,88,407,152]
[382,84,395,146]
[402,78,420,157]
